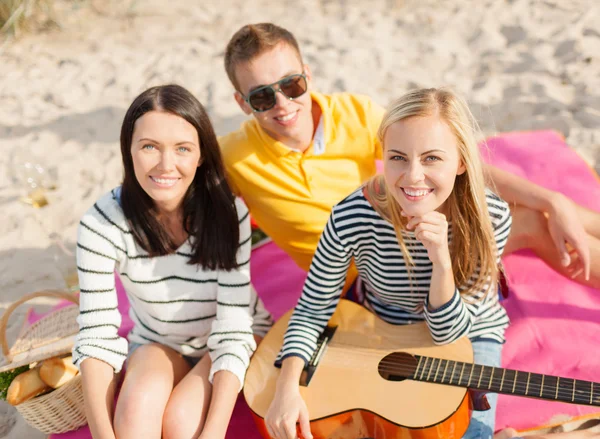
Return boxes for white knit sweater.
[73,188,272,389]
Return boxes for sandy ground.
[0,0,599,437]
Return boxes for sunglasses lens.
[248,87,276,112]
[247,75,308,112]
[280,75,308,99]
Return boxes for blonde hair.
[365,88,498,298]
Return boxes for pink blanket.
[484,131,600,430]
[50,130,600,438]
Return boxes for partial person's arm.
[249,289,274,339]
[274,211,352,366]
[74,202,129,437]
[407,211,472,345]
[266,356,313,439]
[202,200,257,437]
[265,210,352,439]
[364,96,386,160]
[193,200,256,438]
[74,201,128,371]
[198,370,242,439]
[484,163,590,279]
[421,193,513,344]
[405,211,456,310]
[80,358,118,439]
[207,199,257,392]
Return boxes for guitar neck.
[412,356,600,407]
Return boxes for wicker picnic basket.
[0,290,87,434]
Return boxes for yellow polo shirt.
[219,91,385,271]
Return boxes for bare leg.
[505,206,600,289]
[162,335,264,438]
[162,354,212,438]
[113,343,191,439]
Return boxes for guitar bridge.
[300,325,337,386]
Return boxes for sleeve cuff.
[274,352,310,369]
[425,289,461,315]
[209,352,249,392]
[72,340,128,373]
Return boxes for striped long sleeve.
[207,202,257,390]
[422,191,512,344]
[275,215,351,366]
[276,188,512,366]
[72,189,270,384]
[74,197,128,371]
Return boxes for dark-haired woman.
[73,84,272,439]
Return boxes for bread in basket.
[0,290,86,434]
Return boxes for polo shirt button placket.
[301,160,314,193]
[306,174,314,196]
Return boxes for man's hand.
[546,193,590,280]
[482,163,591,281]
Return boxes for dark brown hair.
[120,84,239,270]
[224,23,302,90]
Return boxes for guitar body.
[244,300,473,439]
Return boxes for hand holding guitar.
[265,357,313,439]
[245,301,600,439]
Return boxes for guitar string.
[315,347,596,400]
[348,357,595,400]
[341,361,595,401]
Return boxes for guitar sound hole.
[378,352,417,382]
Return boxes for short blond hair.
[224,23,303,91]
[366,88,499,299]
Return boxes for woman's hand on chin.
[404,211,451,268]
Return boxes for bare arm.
[265,356,313,439]
[484,164,555,211]
[198,370,242,439]
[406,212,454,309]
[275,356,305,393]
[428,263,455,310]
[485,164,590,280]
[80,358,118,439]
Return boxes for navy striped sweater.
[276,187,512,366]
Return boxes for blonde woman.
[265,88,513,439]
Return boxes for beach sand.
[0,0,599,437]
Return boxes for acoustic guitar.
[244,299,600,439]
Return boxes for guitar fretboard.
[412,356,600,406]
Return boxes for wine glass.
[10,148,57,208]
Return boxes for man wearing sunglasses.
[219,22,594,286]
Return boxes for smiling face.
[383,115,466,217]
[131,110,201,213]
[233,42,314,147]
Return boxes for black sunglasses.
[242,73,308,113]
